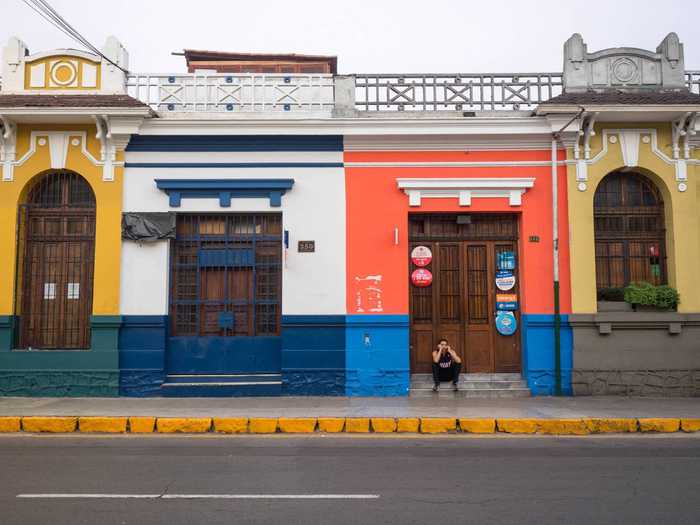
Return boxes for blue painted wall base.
[119,315,167,396]
[521,314,573,395]
[281,315,345,396]
[345,315,410,397]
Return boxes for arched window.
[594,171,666,299]
[17,171,96,349]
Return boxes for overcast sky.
[3,0,699,74]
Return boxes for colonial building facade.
[0,33,698,397]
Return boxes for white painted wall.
[122,150,346,316]
[119,240,169,315]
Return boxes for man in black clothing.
[432,338,462,391]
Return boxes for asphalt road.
[1,434,699,525]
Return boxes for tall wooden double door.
[409,214,521,374]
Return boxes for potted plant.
[623,281,679,311]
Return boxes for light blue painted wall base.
[345,315,410,397]
[521,314,573,395]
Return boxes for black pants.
[432,362,461,384]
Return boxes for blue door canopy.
[155,179,295,207]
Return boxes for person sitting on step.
[432,338,462,392]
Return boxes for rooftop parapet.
[1,36,128,94]
[563,32,687,93]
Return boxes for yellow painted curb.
[638,418,681,433]
[0,417,21,432]
[156,417,212,433]
[318,417,344,433]
[345,418,370,433]
[537,419,589,435]
[213,417,248,434]
[458,418,496,434]
[420,418,457,434]
[78,417,128,433]
[278,418,317,433]
[249,418,278,434]
[22,416,77,433]
[680,418,700,432]
[496,418,538,434]
[371,418,397,433]
[583,418,638,433]
[129,417,156,433]
[396,418,420,433]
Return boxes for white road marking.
[17,493,380,500]
[17,494,161,499]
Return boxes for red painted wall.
[345,149,571,316]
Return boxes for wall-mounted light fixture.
[394,227,399,245]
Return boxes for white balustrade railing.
[126,73,335,113]
[2,69,694,113]
[353,72,565,111]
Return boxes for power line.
[20,0,129,73]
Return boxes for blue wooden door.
[167,213,282,374]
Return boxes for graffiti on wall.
[354,274,383,313]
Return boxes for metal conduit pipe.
[551,106,585,396]
[551,137,561,396]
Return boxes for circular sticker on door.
[411,268,433,287]
[495,270,516,291]
[411,246,433,267]
[495,311,517,336]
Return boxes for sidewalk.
[1,395,699,418]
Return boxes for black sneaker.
[452,382,459,392]
[432,383,439,392]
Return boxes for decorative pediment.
[155,179,295,207]
[1,36,128,94]
[563,33,686,92]
[396,178,535,207]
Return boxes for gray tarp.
[121,212,176,241]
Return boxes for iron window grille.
[169,213,282,337]
[594,171,667,297]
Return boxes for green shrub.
[655,285,680,310]
[624,282,679,310]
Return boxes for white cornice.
[396,177,535,207]
[348,160,558,168]
[137,116,552,136]
[344,134,556,151]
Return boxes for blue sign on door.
[497,251,516,270]
[495,311,517,336]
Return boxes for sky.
[2,0,699,74]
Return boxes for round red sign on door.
[411,245,433,267]
[411,268,433,287]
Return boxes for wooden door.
[409,214,521,374]
[464,243,492,372]
[19,173,95,349]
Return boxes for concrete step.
[409,387,532,399]
[409,373,531,398]
[161,374,282,397]
[165,374,281,384]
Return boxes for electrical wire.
[20,0,128,73]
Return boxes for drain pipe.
[550,136,562,396]
[551,107,586,396]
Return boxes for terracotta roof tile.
[0,94,152,110]
[540,90,700,106]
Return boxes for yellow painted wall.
[0,124,122,316]
[567,123,700,313]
